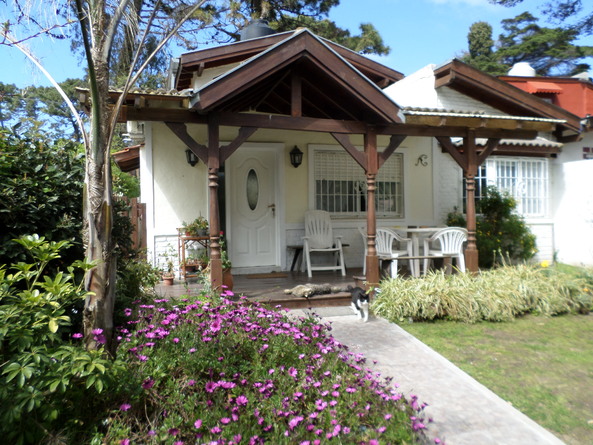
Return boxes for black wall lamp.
[185,148,199,167]
[290,146,303,168]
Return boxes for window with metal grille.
[313,149,404,217]
[463,157,549,217]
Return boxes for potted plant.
[220,232,233,290]
[182,216,209,237]
[159,246,177,285]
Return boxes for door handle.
[268,203,276,216]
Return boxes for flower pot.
[198,229,208,237]
[162,276,175,286]
[222,268,234,291]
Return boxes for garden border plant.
[373,263,593,323]
[91,294,437,444]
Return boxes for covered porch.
[107,29,578,292]
[155,268,365,309]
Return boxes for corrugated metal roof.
[451,136,563,148]
[403,107,565,124]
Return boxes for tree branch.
[107,0,208,148]
[3,32,88,147]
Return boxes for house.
[499,65,593,266]
[109,27,583,287]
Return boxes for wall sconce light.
[290,146,303,168]
[415,154,428,167]
[185,148,199,167]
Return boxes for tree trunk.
[82,13,117,354]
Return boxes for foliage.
[0,129,84,267]
[461,12,592,76]
[0,79,87,142]
[275,15,389,55]
[462,22,509,76]
[447,186,536,269]
[220,231,232,269]
[489,0,593,37]
[497,11,590,75]
[182,216,209,235]
[91,294,432,444]
[0,235,123,445]
[373,263,593,323]
[113,254,161,329]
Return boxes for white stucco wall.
[139,123,444,272]
[548,133,593,265]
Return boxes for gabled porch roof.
[177,30,404,91]
[190,28,405,124]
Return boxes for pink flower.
[72,333,83,339]
[119,403,131,411]
[120,440,130,445]
[141,378,155,389]
[289,416,303,430]
[236,395,248,406]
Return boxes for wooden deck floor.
[154,268,365,309]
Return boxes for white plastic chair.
[423,227,468,275]
[359,227,413,277]
[303,210,346,278]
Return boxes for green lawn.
[400,314,593,445]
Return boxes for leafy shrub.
[0,129,85,266]
[0,236,123,444]
[373,263,593,323]
[114,253,161,328]
[92,295,433,444]
[447,186,536,268]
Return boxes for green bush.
[0,129,85,266]
[0,236,123,444]
[373,263,593,323]
[447,186,536,268]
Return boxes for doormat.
[246,272,288,279]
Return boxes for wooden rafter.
[165,122,208,164]
[378,135,406,168]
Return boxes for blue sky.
[1,0,592,88]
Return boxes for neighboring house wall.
[551,132,593,265]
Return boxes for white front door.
[227,146,279,268]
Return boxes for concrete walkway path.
[292,307,565,445]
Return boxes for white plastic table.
[394,227,443,276]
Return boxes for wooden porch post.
[364,130,380,287]
[463,132,479,273]
[207,115,223,289]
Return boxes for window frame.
[464,156,550,218]
[308,145,405,219]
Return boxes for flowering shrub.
[97,293,433,444]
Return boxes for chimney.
[508,62,536,77]
[240,19,276,41]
